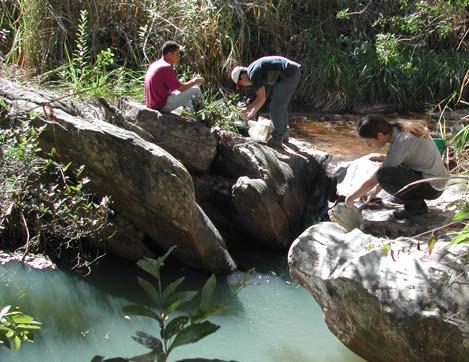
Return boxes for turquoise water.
[0,253,364,362]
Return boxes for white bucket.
[248,118,272,142]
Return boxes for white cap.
[231,66,248,84]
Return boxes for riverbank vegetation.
[0,101,110,270]
[0,305,41,351]
[1,0,468,111]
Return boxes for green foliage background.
[0,0,468,110]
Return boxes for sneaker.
[393,208,429,220]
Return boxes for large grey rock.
[200,130,334,248]
[0,78,236,273]
[288,222,469,362]
[117,99,217,173]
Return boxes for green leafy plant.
[94,246,225,362]
[192,91,245,132]
[0,305,41,351]
[452,204,469,244]
[0,108,110,269]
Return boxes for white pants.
[161,86,202,113]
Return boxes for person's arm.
[240,86,267,119]
[345,172,379,208]
[366,184,382,202]
[177,75,204,92]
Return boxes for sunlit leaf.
[427,235,437,255]
[452,231,469,244]
[453,207,469,222]
[13,335,21,351]
[16,323,41,330]
[10,314,34,324]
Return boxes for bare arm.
[240,86,267,119]
[345,172,379,208]
[177,76,204,92]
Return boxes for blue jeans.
[161,86,202,113]
[269,67,301,142]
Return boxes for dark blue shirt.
[247,56,301,90]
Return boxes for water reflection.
[0,255,364,362]
[290,117,383,160]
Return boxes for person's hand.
[240,108,256,120]
[192,75,204,86]
[361,185,380,205]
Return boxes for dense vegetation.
[1,0,468,111]
[0,101,110,269]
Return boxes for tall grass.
[0,0,468,111]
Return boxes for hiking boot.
[393,207,429,220]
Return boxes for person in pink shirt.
[144,41,203,112]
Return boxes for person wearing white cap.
[231,56,301,148]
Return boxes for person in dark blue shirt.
[231,56,301,148]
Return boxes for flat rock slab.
[360,203,455,238]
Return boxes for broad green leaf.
[161,316,189,340]
[453,208,469,222]
[169,321,220,352]
[10,314,34,324]
[137,246,176,280]
[13,335,21,351]
[200,275,216,309]
[137,277,160,305]
[164,291,198,315]
[191,304,226,323]
[16,323,42,330]
[162,276,185,299]
[136,258,160,280]
[452,231,469,244]
[122,305,160,321]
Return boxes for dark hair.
[357,114,429,139]
[162,41,180,56]
[357,115,394,138]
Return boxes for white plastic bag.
[247,118,272,142]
